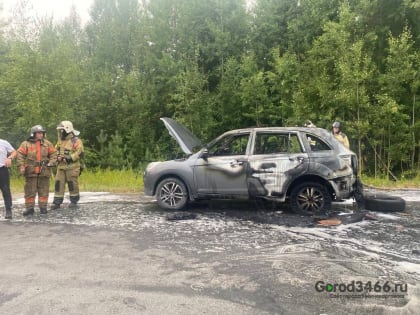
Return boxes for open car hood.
[160,117,203,155]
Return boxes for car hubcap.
[297,187,324,213]
[160,182,184,207]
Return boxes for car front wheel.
[156,177,188,210]
[289,182,331,216]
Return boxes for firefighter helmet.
[30,125,46,137]
[332,121,341,128]
[57,120,80,136]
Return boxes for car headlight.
[339,154,358,174]
[340,155,352,167]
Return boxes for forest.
[0,0,419,178]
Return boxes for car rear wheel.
[289,182,331,216]
[156,177,188,210]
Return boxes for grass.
[360,175,420,189]
[10,168,144,194]
[9,170,419,195]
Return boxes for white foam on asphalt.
[6,190,420,281]
[270,223,420,279]
[373,213,400,220]
[13,192,140,205]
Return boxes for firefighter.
[50,121,84,210]
[16,125,57,215]
[332,121,350,149]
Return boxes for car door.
[193,132,250,196]
[247,131,308,198]
[304,132,338,175]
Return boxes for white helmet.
[57,120,80,136]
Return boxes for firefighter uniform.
[16,125,57,215]
[333,132,350,149]
[332,121,350,149]
[51,121,84,209]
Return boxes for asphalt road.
[0,190,419,314]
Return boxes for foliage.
[1,0,420,179]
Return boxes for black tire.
[156,177,188,210]
[364,193,405,212]
[289,182,332,216]
[353,178,365,209]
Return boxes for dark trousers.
[0,166,12,211]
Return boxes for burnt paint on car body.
[143,119,357,212]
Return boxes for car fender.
[152,170,196,200]
[285,173,335,200]
[147,158,196,196]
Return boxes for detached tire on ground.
[156,177,188,210]
[364,193,406,212]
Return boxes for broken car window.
[209,133,250,156]
[306,134,331,151]
[254,133,302,155]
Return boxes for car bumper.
[330,176,356,200]
[143,172,154,196]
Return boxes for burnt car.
[143,118,359,215]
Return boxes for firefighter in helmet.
[50,121,84,210]
[16,125,57,215]
[332,121,350,149]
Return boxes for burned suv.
[143,118,358,215]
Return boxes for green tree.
[169,58,210,139]
[239,53,269,127]
[380,27,420,173]
[265,48,299,126]
[1,13,87,144]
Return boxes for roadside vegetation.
[361,175,420,190]
[1,0,419,180]
[9,170,420,195]
[10,169,143,194]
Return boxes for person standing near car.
[0,138,17,219]
[332,121,350,149]
[50,121,84,210]
[16,125,57,215]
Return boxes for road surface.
[0,190,419,314]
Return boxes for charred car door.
[247,132,308,199]
[304,132,355,192]
[304,132,338,175]
[193,132,250,197]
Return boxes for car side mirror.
[201,148,209,161]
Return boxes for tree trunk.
[411,93,416,170]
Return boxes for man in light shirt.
[0,138,17,219]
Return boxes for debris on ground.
[317,218,342,226]
[314,211,378,226]
[166,212,197,221]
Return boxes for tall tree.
[380,27,420,172]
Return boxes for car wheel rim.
[296,187,324,213]
[160,182,184,207]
